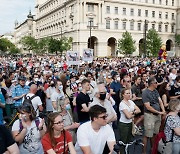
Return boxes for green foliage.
[9,47,21,54]
[146,29,162,56]
[117,31,136,55]
[48,37,73,55]
[20,36,37,52]
[37,37,51,54]
[175,34,180,46]
[0,38,15,52]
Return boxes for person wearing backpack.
[23,84,43,117]
[11,103,46,154]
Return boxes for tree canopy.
[0,38,15,52]
[117,31,136,56]
[146,29,162,56]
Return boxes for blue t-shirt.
[0,89,5,125]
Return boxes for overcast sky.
[0,0,35,35]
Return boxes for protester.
[75,105,116,154]
[164,99,180,154]
[119,88,141,154]
[142,77,166,154]
[0,124,20,154]
[12,103,46,153]
[41,112,76,154]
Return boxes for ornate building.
[20,0,180,56]
[14,11,36,50]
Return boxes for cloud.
[0,0,35,34]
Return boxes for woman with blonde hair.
[41,112,76,154]
[164,99,180,154]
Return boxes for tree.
[0,38,15,52]
[37,37,51,54]
[20,36,37,53]
[9,47,21,54]
[146,29,162,56]
[117,31,136,56]
[175,34,180,47]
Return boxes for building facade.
[14,11,36,51]
[31,0,180,56]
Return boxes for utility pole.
[60,27,62,38]
[144,20,147,57]
[89,20,93,49]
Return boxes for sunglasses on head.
[54,119,64,125]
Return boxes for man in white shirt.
[75,105,116,154]
[51,80,65,112]
[23,84,43,116]
[90,84,117,126]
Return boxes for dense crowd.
[0,55,179,154]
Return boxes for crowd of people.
[0,55,180,154]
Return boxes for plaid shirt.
[12,84,29,107]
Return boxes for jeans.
[172,142,180,154]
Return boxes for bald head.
[30,84,38,94]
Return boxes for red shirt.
[41,131,72,154]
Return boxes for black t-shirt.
[169,85,180,99]
[76,92,90,122]
[0,125,16,153]
[131,84,143,106]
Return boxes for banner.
[83,49,93,62]
[66,51,80,65]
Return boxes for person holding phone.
[11,103,46,154]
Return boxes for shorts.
[144,112,161,138]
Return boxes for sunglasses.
[98,114,108,120]
[54,120,64,125]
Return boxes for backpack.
[19,117,40,132]
[23,94,37,106]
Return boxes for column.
[84,1,86,23]
[98,3,101,24]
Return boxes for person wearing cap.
[12,76,30,108]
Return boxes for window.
[159,0,162,4]
[152,11,155,17]
[138,23,141,31]
[106,20,110,29]
[159,12,162,18]
[114,21,118,29]
[152,24,155,29]
[106,6,110,13]
[145,0,148,2]
[171,25,174,33]
[88,18,94,26]
[138,9,141,16]
[130,21,134,30]
[123,8,126,15]
[152,0,155,4]
[130,8,134,16]
[172,0,174,6]
[145,10,148,17]
[122,22,126,30]
[165,25,168,32]
[158,24,162,32]
[115,7,118,14]
[166,0,168,5]
[172,13,175,20]
[88,4,94,12]
[165,12,168,19]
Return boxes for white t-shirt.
[12,118,44,154]
[51,90,64,112]
[75,121,115,154]
[23,93,42,116]
[119,100,135,123]
[45,87,56,112]
[90,98,116,126]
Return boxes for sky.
[0,0,35,35]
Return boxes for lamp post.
[89,20,93,49]
[144,19,147,57]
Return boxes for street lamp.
[144,19,147,57]
[89,20,93,49]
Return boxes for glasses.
[126,81,131,83]
[54,120,64,125]
[152,82,157,84]
[98,114,108,120]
